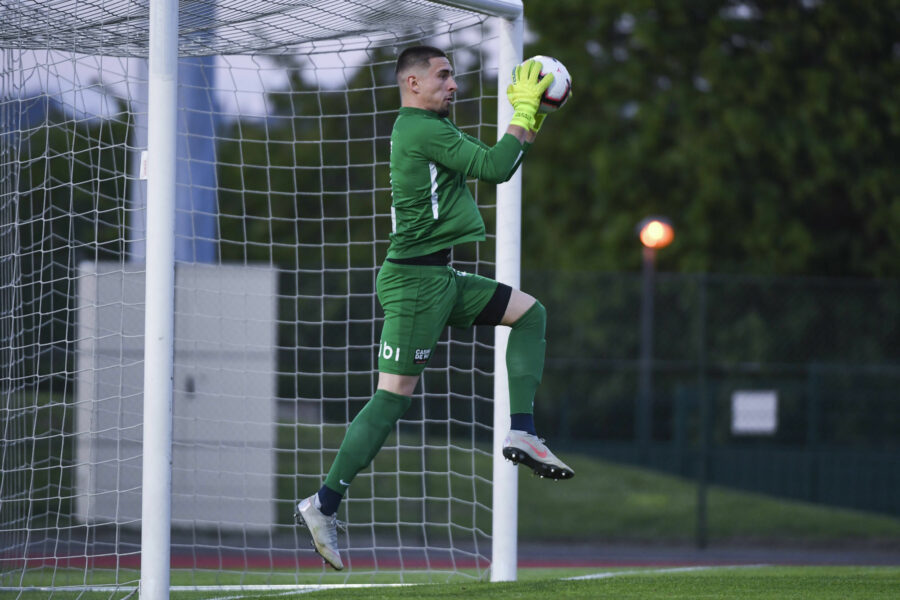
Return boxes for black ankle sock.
[510,413,536,435]
[317,485,343,516]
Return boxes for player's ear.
[406,72,419,93]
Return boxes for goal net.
[1,0,521,594]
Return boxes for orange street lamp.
[636,217,674,456]
[639,218,675,249]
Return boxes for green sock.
[323,389,411,494]
[506,301,546,415]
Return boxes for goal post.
[141,0,179,599]
[491,10,524,584]
[0,0,524,594]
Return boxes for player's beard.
[436,97,452,118]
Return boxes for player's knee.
[511,299,545,330]
[377,372,419,396]
[532,300,546,321]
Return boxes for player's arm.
[435,57,552,178]
[463,129,544,152]
[506,112,545,143]
[423,124,526,184]
[460,129,532,178]
[419,58,552,183]
[505,124,530,144]
[500,122,539,144]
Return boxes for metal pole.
[491,11,523,583]
[140,0,178,598]
[806,364,821,502]
[637,245,656,457]
[696,275,709,549]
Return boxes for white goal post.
[1,0,524,595]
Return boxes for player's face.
[419,57,457,117]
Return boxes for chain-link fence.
[528,270,900,520]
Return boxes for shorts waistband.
[385,248,451,266]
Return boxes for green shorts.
[375,261,499,375]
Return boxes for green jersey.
[387,107,529,259]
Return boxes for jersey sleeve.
[460,131,532,176]
[509,140,532,175]
[460,130,490,151]
[420,121,526,184]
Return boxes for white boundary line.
[5,565,771,597]
[563,564,770,581]
[4,583,415,595]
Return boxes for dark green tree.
[522,0,900,277]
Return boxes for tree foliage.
[522,0,900,277]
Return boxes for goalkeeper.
[296,46,574,570]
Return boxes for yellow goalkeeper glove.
[507,59,554,130]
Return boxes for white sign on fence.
[731,390,778,435]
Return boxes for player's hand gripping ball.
[525,55,572,113]
[507,58,553,130]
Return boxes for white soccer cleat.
[294,494,345,570]
[502,430,574,480]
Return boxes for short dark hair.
[395,45,447,78]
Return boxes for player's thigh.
[376,263,455,375]
[446,268,503,328]
[500,289,537,326]
[376,372,420,396]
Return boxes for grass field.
[518,453,900,543]
[288,430,900,544]
[9,444,899,599]
[26,392,900,544]
[10,566,900,599]
[289,566,900,600]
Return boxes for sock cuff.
[373,388,410,401]
[317,484,343,516]
[510,412,536,435]
[513,300,546,330]
[373,388,413,411]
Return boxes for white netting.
[1,0,488,56]
[1,0,508,594]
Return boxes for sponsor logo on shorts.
[413,348,432,364]
[378,340,400,362]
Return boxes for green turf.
[23,393,900,544]
[10,567,900,600]
[518,453,900,542]
[291,567,900,600]
[280,426,900,544]
[10,412,900,599]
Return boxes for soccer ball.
[527,55,572,113]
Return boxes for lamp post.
[636,217,674,458]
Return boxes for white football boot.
[294,494,345,570]
[502,430,575,480]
